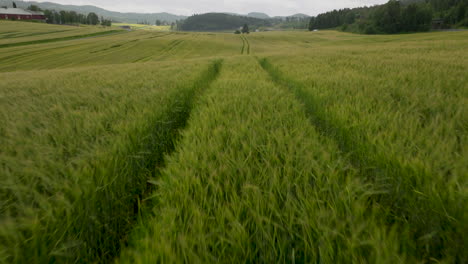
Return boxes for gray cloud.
[35,0,388,16]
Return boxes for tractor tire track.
[0,44,77,62]
[244,35,250,55]
[90,39,139,54]
[134,37,186,63]
[146,33,174,39]
[15,60,223,264]
[240,35,251,55]
[240,35,246,55]
[258,57,466,262]
[0,29,73,40]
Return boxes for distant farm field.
[113,23,171,31]
[0,21,466,263]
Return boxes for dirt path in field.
[240,35,250,55]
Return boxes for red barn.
[0,8,46,21]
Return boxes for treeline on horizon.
[179,13,272,31]
[308,0,468,34]
[176,13,311,31]
[27,5,112,26]
[174,0,467,34]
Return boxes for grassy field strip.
[0,44,120,71]
[244,35,250,54]
[240,35,246,54]
[146,32,174,39]
[0,29,74,40]
[138,34,195,63]
[239,35,250,55]
[113,23,171,31]
[169,34,204,60]
[1,22,467,263]
[0,27,134,57]
[85,38,144,59]
[76,31,153,61]
[0,30,125,49]
[0,60,221,263]
[90,39,140,54]
[137,38,187,62]
[0,31,244,72]
[53,31,182,67]
[259,58,467,262]
[0,31,147,71]
[117,57,408,263]
[155,39,186,58]
[0,43,87,64]
[173,33,241,60]
[0,40,100,64]
[132,37,187,63]
[0,21,110,45]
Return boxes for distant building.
[0,8,46,21]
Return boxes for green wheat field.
[0,20,467,263]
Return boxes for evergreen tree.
[242,24,250,34]
[87,12,99,25]
[401,3,433,31]
[374,0,402,33]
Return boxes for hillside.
[290,13,311,18]
[180,13,272,31]
[0,0,187,23]
[247,12,270,19]
[309,0,468,33]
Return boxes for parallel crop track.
[1,25,467,264]
[240,35,250,55]
[258,58,467,262]
[134,38,186,63]
[0,30,125,49]
[0,60,223,264]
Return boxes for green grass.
[117,57,408,263]
[0,21,466,263]
[0,21,114,45]
[0,57,221,262]
[259,57,467,262]
[113,23,171,31]
[0,30,124,48]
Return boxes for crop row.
[0,60,221,263]
[117,54,466,263]
[260,51,467,262]
[118,57,409,263]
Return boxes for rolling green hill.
[180,13,272,31]
[247,12,270,19]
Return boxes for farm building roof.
[0,8,43,15]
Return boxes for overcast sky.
[34,0,388,16]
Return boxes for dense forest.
[309,0,468,34]
[179,13,271,31]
